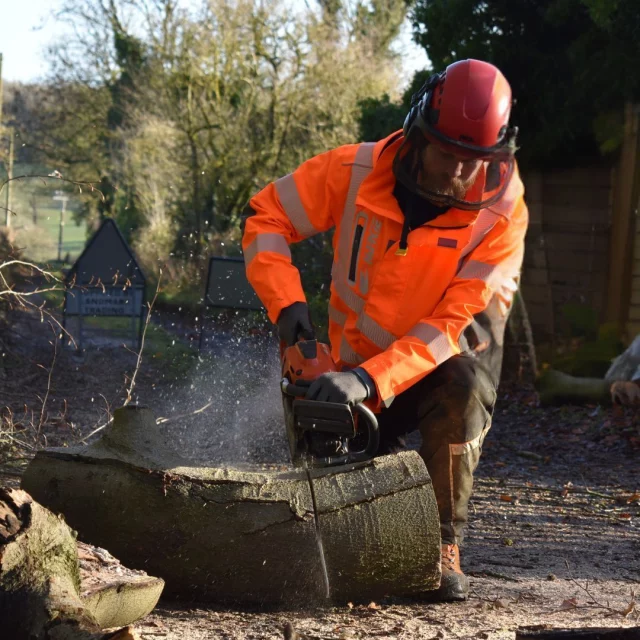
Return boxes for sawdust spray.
[154,331,290,466]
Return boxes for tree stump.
[22,405,441,606]
[0,487,151,640]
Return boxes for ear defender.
[402,73,443,138]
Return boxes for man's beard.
[419,169,478,201]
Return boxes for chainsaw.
[280,339,379,468]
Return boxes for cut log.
[77,542,164,629]
[605,334,640,382]
[516,626,640,639]
[0,487,148,640]
[22,405,441,605]
[536,369,612,406]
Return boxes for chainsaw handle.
[348,403,380,463]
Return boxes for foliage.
[538,303,625,377]
[358,68,431,141]
[409,0,640,167]
[4,1,407,325]
[318,0,412,54]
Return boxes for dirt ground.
[1,305,639,639]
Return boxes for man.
[242,59,529,602]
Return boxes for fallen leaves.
[560,597,579,610]
[493,598,509,609]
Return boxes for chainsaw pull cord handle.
[280,377,311,398]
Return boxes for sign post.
[52,191,69,262]
[63,219,146,349]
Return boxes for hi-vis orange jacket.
[243,131,528,407]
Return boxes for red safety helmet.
[393,59,518,210]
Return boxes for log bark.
[22,405,441,606]
[0,487,146,640]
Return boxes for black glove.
[277,302,314,346]
[306,371,370,405]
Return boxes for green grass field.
[3,163,88,264]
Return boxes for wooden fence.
[520,165,613,341]
[520,103,640,344]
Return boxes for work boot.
[426,544,469,602]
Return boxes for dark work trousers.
[376,296,508,545]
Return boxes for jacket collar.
[355,130,485,228]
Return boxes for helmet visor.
[393,126,516,211]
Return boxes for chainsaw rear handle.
[349,402,380,463]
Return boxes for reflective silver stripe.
[407,323,454,365]
[328,304,347,326]
[450,425,490,455]
[244,233,291,264]
[357,313,397,350]
[330,143,376,364]
[274,174,317,238]
[331,265,365,314]
[459,209,500,260]
[381,394,395,408]
[340,337,365,365]
[334,143,375,291]
[457,259,496,282]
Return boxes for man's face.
[420,143,483,201]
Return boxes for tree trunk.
[503,290,538,384]
[536,369,612,406]
[22,405,441,606]
[0,488,146,640]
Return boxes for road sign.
[204,256,262,310]
[63,218,146,349]
[199,256,264,349]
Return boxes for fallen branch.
[37,323,59,440]
[78,417,114,445]
[123,272,161,406]
[155,400,214,425]
[562,560,637,618]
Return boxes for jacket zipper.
[348,223,364,283]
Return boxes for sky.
[0,0,428,86]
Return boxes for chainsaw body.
[281,339,379,468]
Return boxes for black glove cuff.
[351,367,377,401]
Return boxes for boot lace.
[441,544,458,570]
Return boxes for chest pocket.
[346,211,386,296]
[361,225,472,338]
